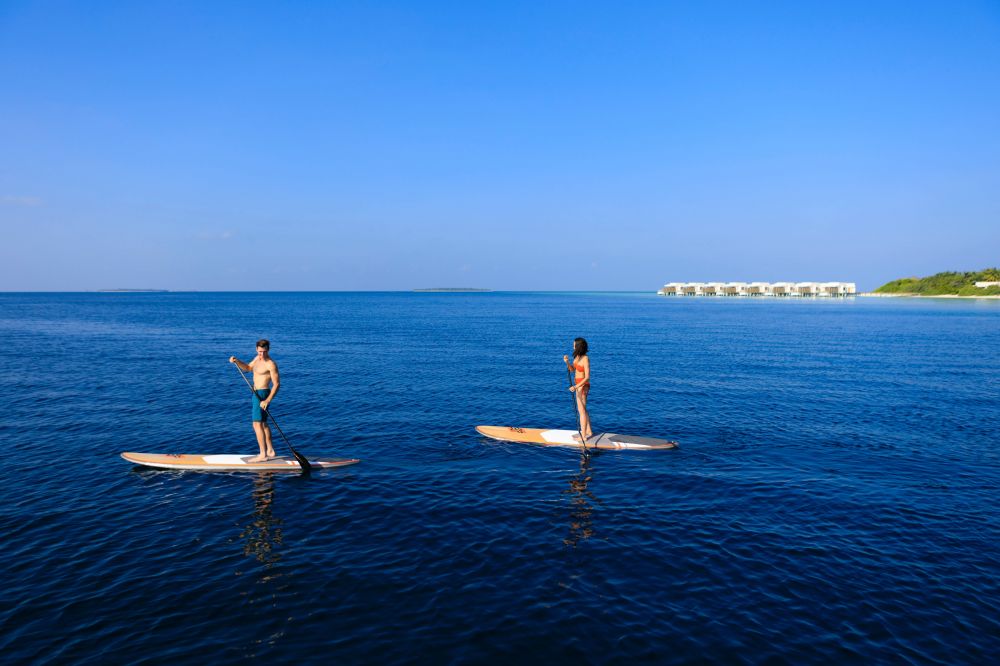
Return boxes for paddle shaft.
[567,359,590,456]
[233,364,312,473]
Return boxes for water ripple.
[1,293,999,663]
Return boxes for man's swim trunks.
[252,389,270,423]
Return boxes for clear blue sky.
[2,1,998,291]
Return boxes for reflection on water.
[236,474,289,657]
[563,453,599,547]
[239,474,283,567]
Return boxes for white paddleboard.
[476,426,678,450]
[121,451,360,471]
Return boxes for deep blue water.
[1,292,999,664]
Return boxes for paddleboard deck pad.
[121,452,360,471]
[476,426,677,450]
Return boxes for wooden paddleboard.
[476,426,678,450]
[121,452,360,471]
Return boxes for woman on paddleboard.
[563,337,592,442]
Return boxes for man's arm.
[229,356,252,372]
[261,362,280,409]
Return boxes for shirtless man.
[229,339,280,462]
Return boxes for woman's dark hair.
[573,337,588,359]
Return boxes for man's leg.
[263,422,275,459]
[250,421,267,462]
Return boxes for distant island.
[874,269,1000,296]
[97,289,169,293]
[412,288,492,292]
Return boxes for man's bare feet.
[266,450,276,459]
[247,454,267,463]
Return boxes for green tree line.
[875,268,1000,295]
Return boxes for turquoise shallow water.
[1,292,999,664]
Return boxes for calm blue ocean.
[1,292,998,664]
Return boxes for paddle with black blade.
[566,357,590,457]
[232,364,312,474]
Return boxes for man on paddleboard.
[229,339,280,462]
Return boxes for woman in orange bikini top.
[562,337,592,441]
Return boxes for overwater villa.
[724,282,748,296]
[772,282,796,296]
[821,282,856,296]
[658,281,856,297]
[657,282,684,296]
